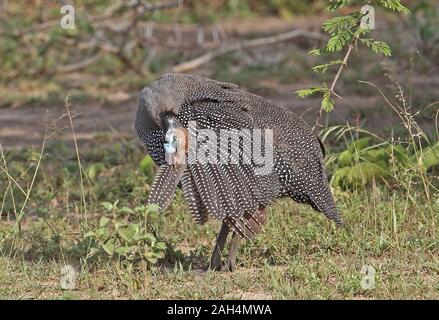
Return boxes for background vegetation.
[0,0,438,299]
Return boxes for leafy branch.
[295,0,410,130]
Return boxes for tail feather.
[224,209,267,240]
[310,189,343,226]
[189,163,226,220]
[180,170,209,224]
[147,164,186,210]
[206,164,239,217]
[222,165,257,217]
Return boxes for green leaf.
[332,161,390,189]
[155,242,167,250]
[101,202,113,211]
[322,15,359,35]
[295,87,325,98]
[87,163,105,181]
[325,30,353,52]
[140,155,154,176]
[136,232,156,242]
[118,224,139,242]
[308,48,323,56]
[380,0,411,14]
[321,92,335,112]
[102,240,115,256]
[371,41,392,56]
[84,231,96,238]
[87,247,100,258]
[114,245,136,256]
[99,216,111,228]
[348,137,371,153]
[119,207,134,215]
[360,39,392,56]
[312,60,343,74]
[146,204,160,214]
[338,150,353,167]
[97,227,109,238]
[362,148,387,162]
[326,0,351,11]
[419,142,439,171]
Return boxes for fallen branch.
[55,52,104,73]
[134,0,183,12]
[0,0,182,37]
[171,29,327,73]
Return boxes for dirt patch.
[0,89,429,151]
[0,101,139,150]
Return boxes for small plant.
[296,0,410,128]
[139,155,155,183]
[325,82,439,191]
[329,136,439,189]
[84,201,166,267]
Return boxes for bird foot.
[220,260,236,272]
[209,257,222,271]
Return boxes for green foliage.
[312,60,343,74]
[84,202,166,266]
[360,39,392,56]
[295,87,334,112]
[321,90,335,112]
[1,134,437,298]
[139,155,155,181]
[332,138,390,188]
[295,87,327,98]
[86,163,105,182]
[296,0,410,115]
[331,137,439,189]
[327,0,409,12]
[379,0,411,13]
[419,141,439,172]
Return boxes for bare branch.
[56,52,105,73]
[313,42,355,131]
[171,29,327,73]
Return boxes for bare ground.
[0,92,390,150]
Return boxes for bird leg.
[210,222,230,271]
[221,232,241,272]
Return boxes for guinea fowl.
[135,72,342,271]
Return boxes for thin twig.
[15,135,47,233]
[65,95,88,223]
[0,164,31,201]
[313,43,355,131]
[0,143,17,222]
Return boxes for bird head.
[136,84,183,132]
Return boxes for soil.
[0,91,397,150]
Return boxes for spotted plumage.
[135,72,342,271]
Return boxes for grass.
[0,107,438,299]
[0,183,438,299]
[0,43,438,298]
[1,0,438,300]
